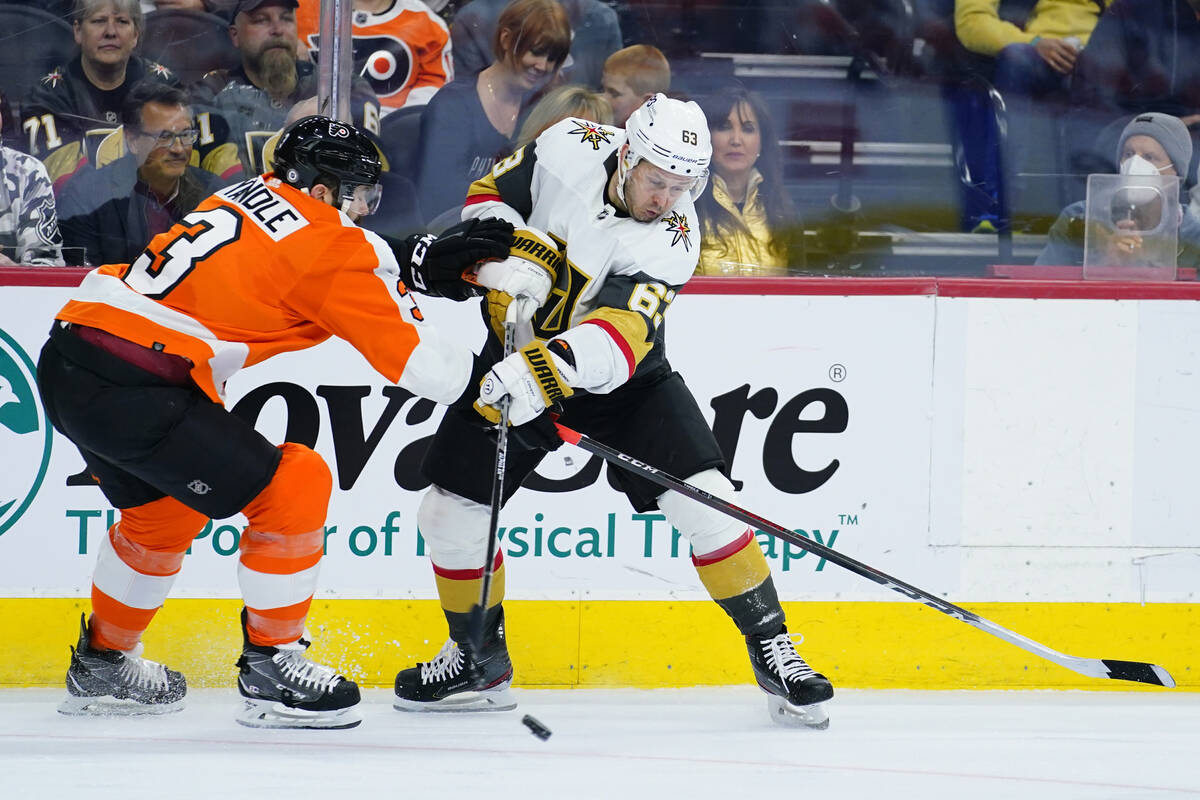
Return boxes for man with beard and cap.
[192,0,383,178]
[56,82,220,265]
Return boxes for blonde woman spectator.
[601,44,669,126]
[513,83,611,150]
[695,86,802,276]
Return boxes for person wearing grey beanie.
[1037,111,1200,267]
[1116,112,1193,183]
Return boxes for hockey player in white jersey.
[392,94,834,728]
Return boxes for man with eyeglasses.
[57,82,220,266]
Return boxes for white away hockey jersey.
[461,117,700,393]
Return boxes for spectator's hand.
[1034,37,1079,74]
[1107,222,1144,263]
[0,253,17,266]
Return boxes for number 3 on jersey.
[124,208,242,299]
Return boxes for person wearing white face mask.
[1036,111,1200,266]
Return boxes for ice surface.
[1,687,1196,799]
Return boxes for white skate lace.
[272,643,342,693]
[762,632,818,683]
[419,639,465,685]
[116,643,170,691]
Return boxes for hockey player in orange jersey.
[35,115,550,729]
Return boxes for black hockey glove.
[391,217,514,300]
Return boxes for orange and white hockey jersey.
[55,174,473,406]
[297,0,452,111]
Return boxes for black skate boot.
[394,608,515,712]
[746,626,834,729]
[58,614,186,716]
[235,609,361,729]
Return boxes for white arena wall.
[1,269,1195,691]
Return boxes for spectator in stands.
[0,106,66,266]
[414,0,568,222]
[20,0,180,188]
[951,0,1108,231]
[192,0,380,176]
[450,0,619,88]
[1036,112,1200,266]
[295,0,452,113]
[600,45,670,127]
[1066,0,1200,192]
[513,83,610,150]
[694,86,802,276]
[56,82,219,265]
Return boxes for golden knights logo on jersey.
[568,120,614,151]
[661,211,693,251]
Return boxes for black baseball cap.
[232,0,299,18]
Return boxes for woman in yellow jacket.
[695,87,803,276]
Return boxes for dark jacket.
[57,153,219,266]
[20,55,179,185]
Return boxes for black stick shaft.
[467,318,515,649]
[555,424,1175,688]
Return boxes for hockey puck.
[521,714,552,741]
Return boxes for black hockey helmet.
[273,115,383,215]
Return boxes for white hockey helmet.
[618,93,711,204]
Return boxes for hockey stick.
[555,423,1176,688]
[466,305,518,651]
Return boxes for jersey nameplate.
[216,178,308,241]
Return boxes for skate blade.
[393,685,516,713]
[236,699,362,730]
[58,694,184,717]
[766,695,830,730]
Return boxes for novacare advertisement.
[0,287,946,601]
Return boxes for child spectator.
[600,45,670,127]
[513,83,610,150]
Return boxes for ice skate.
[235,610,361,729]
[746,627,833,729]
[58,614,186,716]
[394,611,515,712]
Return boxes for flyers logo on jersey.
[568,121,613,151]
[661,211,692,251]
[307,34,415,100]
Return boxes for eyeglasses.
[134,128,199,148]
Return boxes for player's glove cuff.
[474,342,575,425]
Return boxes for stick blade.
[1101,659,1176,688]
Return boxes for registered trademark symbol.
[829,364,846,382]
